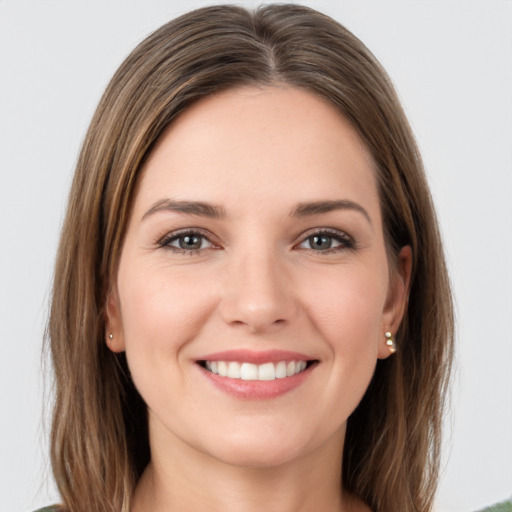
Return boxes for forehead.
[135,86,379,219]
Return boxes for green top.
[475,499,512,512]
[33,498,512,511]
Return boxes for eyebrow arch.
[290,200,372,225]
[142,199,226,221]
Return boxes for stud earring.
[108,333,114,341]
[385,331,396,354]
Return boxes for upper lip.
[197,349,316,365]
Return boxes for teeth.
[227,361,241,378]
[275,361,287,379]
[240,363,258,380]
[258,362,275,380]
[204,360,310,380]
[217,361,227,377]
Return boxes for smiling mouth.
[198,360,317,381]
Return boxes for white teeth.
[240,363,258,380]
[258,362,275,380]
[227,361,241,378]
[204,359,310,380]
[275,361,287,379]
[217,361,227,377]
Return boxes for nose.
[219,248,298,335]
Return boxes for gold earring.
[385,331,396,354]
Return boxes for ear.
[105,287,126,353]
[378,245,413,359]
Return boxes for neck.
[131,420,365,512]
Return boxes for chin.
[201,424,332,469]
[211,442,306,469]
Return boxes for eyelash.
[156,228,356,255]
[297,228,356,253]
[157,228,218,255]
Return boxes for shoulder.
[475,498,512,512]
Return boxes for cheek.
[302,266,387,348]
[116,261,222,419]
[299,263,388,412]
[117,261,217,363]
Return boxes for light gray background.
[1,1,511,511]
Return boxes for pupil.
[180,235,201,250]
[311,235,331,250]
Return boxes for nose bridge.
[220,239,296,333]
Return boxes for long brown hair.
[47,5,454,511]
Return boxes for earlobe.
[105,288,126,353]
[378,245,413,359]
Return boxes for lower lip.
[198,364,315,400]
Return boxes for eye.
[158,230,216,254]
[297,229,355,252]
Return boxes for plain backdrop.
[1,1,511,511]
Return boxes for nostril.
[219,282,297,333]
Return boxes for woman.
[40,4,456,512]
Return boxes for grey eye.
[177,234,203,250]
[308,234,334,250]
[165,232,214,251]
[297,230,353,252]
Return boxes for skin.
[107,86,411,512]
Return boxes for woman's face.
[109,86,410,468]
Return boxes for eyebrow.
[142,198,371,225]
[142,199,226,220]
[290,200,372,225]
